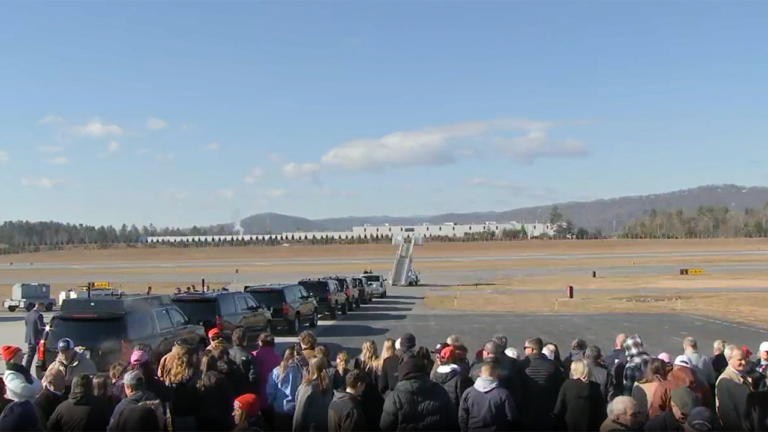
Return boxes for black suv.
[351,277,373,304]
[298,279,347,319]
[171,291,272,342]
[36,294,206,374]
[327,276,360,311]
[245,284,318,335]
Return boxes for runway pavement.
[4,286,766,373]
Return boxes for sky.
[1,1,767,228]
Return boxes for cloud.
[494,131,588,163]
[164,188,189,200]
[46,156,69,166]
[0,150,8,164]
[36,145,63,154]
[146,117,168,131]
[244,167,264,184]
[21,177,64,189]
[217,189,235,199]
[204,142,220,151]
[319,118,587,171]
[37,115,66,125]
[268,153,282,162]
[155,153,174,161]
[263,189,287,198]
[98,141,120,158]
[282,162,320,179]
[69,119,123,137]
[135,149,150,156]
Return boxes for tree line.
[621,204,768,238]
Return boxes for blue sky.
[1,1,767,227]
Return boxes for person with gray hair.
[715,345,752,432]
[601,396,644,431]
[712,339,728,378]
[492,334,508,351]
[682,336,716,387]
[470,341,522,406]
[107,370,164,432]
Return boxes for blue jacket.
[266,361,302,414]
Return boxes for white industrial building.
[146,221,560,243]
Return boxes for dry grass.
[3,238,768,264]
[488,272,768,290]
[425,291,768,327]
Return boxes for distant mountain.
[236,184,768,234]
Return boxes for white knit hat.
[759,342,768,353]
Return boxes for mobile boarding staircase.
[390,236,416,286]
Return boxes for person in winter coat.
[0,378,13,414]
[207,328,231,351]
[2,345,42,402]
[316,345,342,391]
[253,333,281,413]
[108,370,165,432]
[0,398,40,432]
[586,346,613,402]
[469,340,521,406]
[293,356,333,432]
[332,351,351,391]
[230,328,259,394]
[743,389,768,432]
[328,369,368,432]
[380,352,458,432]
[23,302,45,371]
[432,345,473,413]
[666,356,714,410]
[47,373,112,432]
[623,335,652,396]
[517,337,565,431]
[682,337,716,389]
[92,373,118,415]
[601,396,645,432]
[712,340,728,379]
[298,330,319,371]
[267,346,303,431]
[34,368,67,427]
[110,404,162,432]
[605,334,628,401]
[157,343,182,383]
[355,340,384,431]
[554,359,607,431]
[127,349,169,404]
[45,339,98,390]
[377,338,398,396]
[163,344,200,432]
[562,339,588,375]
[233,394,270,432]
[716,344,752,432]
[644,386,698,432]
[459,362,516,432]
[631,358,672,418]
[196,370,234,432]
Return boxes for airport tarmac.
[3,286,767,373]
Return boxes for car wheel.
[341,301,348,315]
[330,307,338,320]
[45,303,54,312]
[309,310,318,328]
[292,315,301,335]
[7,306,16,313]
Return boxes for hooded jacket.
[380,354,458,431]
[34,387,66,427]
[328,390,367,432]
[3,363,42,402]
[469,355,522,405]
[553,378,607,431]
[623,336,651,395]
[432,364,473,412]
[0,399,40,431]
[458,376,516,432]
[46,352,98,387]
[666,366,714,410]
[293,381,333,432]
[517,352,566,431]
[267,360,302,414]
[47,387,112,432]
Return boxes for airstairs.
[390,236,416,286]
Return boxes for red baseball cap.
[208,328,222,339]
[440,346,455,362]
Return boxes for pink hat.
[657,352,671,363]
[130,350,149,365]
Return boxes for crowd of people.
[1,325,768,431]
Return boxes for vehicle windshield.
[172,299,217,325]
[49,316,125,347]
[362,275,382,283]
[247,291,283,308]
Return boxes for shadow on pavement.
[318,324,390,339]
[386,295,424,300]
[0,316,24,324]
[358,306,412,313]
[370,300,415,306]
[342,312,408,322]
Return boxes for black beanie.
[400,333,416,352]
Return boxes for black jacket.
[230,345,259,394]
[743,389,768,432]
[233,416,270,432]
[553,379,607,431]
[518,353,566,431]
[470,355,522,406]
[108,390,164,432]
[644,411,683,432]
[34,387,66,427]
[588,361,612,402]
[380,377,459,431]
[0,400,40,432]
[379,356,400,395]
[713,353,728,378]
[196,373,234,432]
[109,404,161,432]
[47,393,112,432]
[166,375,201,427]
[329,390,367,432]
[458,378,516,432]
[431,364,473,413]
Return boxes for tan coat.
[45,352,98,385]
